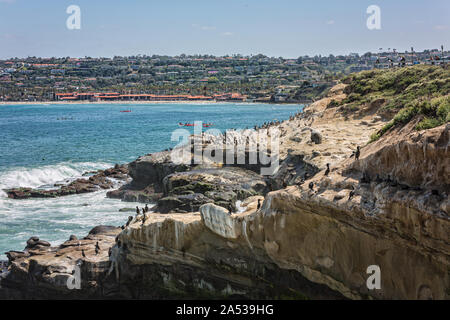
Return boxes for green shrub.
[416,117,442,130]
[339,65,449,142]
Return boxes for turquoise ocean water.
[0,103,302,258]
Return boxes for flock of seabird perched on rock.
[120,204,151,230]
[297,145,363,197]
[295,143,443,201]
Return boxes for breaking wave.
[0,162,113,196]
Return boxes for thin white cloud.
[191,24,216,31]
[221,32,233,37]
[1,33,16,39]
[434,25,448,30]
[326,20,335,25]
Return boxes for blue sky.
[0,0,449,58]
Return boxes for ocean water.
[0,103,302,258]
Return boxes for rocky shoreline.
[0,76,448,299]
[4,164,129,199]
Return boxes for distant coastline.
[0,100,304,106]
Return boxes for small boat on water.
[120,109,132,113]
[178,122,213,127]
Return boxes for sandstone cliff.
[1,65,449,300]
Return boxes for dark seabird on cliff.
[348,186,356,200]
[355,146,360,160]
[81,249,86,258]
[309,182,314,191]
[95,242,100,255]
[257,199,262,210]
[324,163,330,176]
[351,146,361,160]
[126,216,133,227]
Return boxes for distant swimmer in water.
[257,199,262,210]
[324,163,330,176]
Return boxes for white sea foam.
[0,189,144,259]
[0,162,113,194]
[0,161,146,259]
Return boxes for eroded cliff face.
[109,206,345,299]
[98,83,450,299]
[1,82,448,300]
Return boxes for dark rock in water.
[151,167,267,213]
[118,208,135,212]
[106,189,123,199]
[0,226,122,299]
[156,193,213,213]
[128,151,190,190]
[26,236,39,247]
[88,225,119,235]
[5,251,29,262]
[107,185,162,203]
[35,240,51,247]
[69,235,78,241]
[25,237,51,250]
[4,164,129,200]
[107,149,270,206]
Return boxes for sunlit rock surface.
[1,81,448,300]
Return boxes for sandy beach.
[0,100,303,106]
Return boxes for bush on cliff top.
[338,65,449,142]
[369,95,450,142]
